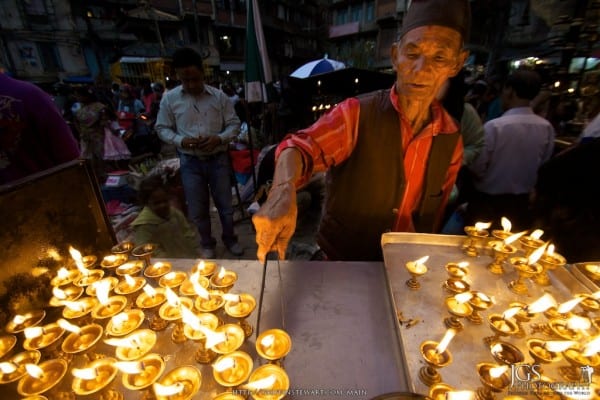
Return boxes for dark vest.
[317,89,460,261]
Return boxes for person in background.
[466,69,555,230]
[131,175,201,258]
[72,86,112,183]
[155,47,243,259]
[252,0,470,262]
[0,70,80,185]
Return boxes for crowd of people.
[1,0,599,264]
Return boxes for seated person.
[131,175,201,258]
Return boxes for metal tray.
[381,232,594,397]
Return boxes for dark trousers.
[465,191,532,231]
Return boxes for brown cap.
[399,0,471,41]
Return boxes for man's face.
[392,26,467,103]
[176,65,205,96]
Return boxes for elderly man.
[253,0,470,261]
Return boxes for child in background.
[131,175,201,258]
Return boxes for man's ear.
[450,49,469,77]
[390,43,399,71]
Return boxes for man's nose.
[413,56,433,72]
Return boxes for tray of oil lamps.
[382,232,597,398]
[568,262,600,292]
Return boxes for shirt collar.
[388,84,459,135]
[503,106,534,116]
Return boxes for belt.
[195,152,224,161]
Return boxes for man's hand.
[197,136,222,152]
[182,137,201,149]
[252,182,298,262]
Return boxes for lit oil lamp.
[144,261,172,281]
[136,285,168,331]
[210,267,238,292]
[547,316,587,341]
[100,253,129,270]
[158,288,194,343]
[111,241,134,256]
[463,222,491,257]
[245,364,290,400]
[518,229,545,257]
[106,309,145,336]
[0,350,41,384]
[506,302,534,338]
[443,278,470,294]
[574,293,600,317]
[5,310,46,334]
[527,339,567,373]
[114,273,147,300]
[179,274,210,297]
[256,329,292,364]
[405,256,429,290]
[468,291,494,324]
[428,383,455,400]
[484,313,519,347]
[445,262,469,280]
[106,329,157,361]
[583,263,600,281]
[61,297,98,324]
[192,260,217,277]
[534,244,566,286]
[212,323,246,355]
[17,360,68,397]
[132,243,158,267]
[195,290,225,313]
[153,365,202,400]
[73,269,104,287]
[181,308,220,364]
[71,357,119,398]
[49,285,84,307]
[490,341,524,366]
[508,243,546,295]
[116,260,144,277]
[159,271,188,289]
[418,328,456,386]
[50,267,80,287]
[224,293,256,337]
[475,363,510,400]
[490,217,513,242]
[23,323,65,353]
[61,322,104,360]
[487,231,525,275]
[86,276,118,297]
[444,293,473,330]
[212,351,253,388]
[119,353,166,394]
[559,343,600,382]
[91,295,128,321]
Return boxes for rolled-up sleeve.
[155,94,184,147]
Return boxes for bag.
[103,127,131,161]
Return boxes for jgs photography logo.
[509,363,593,399]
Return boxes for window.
[335,9,347,25]
[24,0,46,15]
[351,4,362,22]
[37,43,61,72]
[365,1,374,21]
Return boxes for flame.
[154,382,184,396]
[112,312,129,328]
[217,267,227,280]
[502,307,521,320]
[46,248,61,261]
[567,315,591,331]
[57,318,81,333]
[24,326,44,339]
[504,230,527,245]
[455,292,473,304]
[62,300,85,312]
[435,328,457,353]
[592,290,600,300]
[547,244,555,256]
[501,217,512,232]
[582,336,600,357]
[200,326,226,349]
[455,281,466,289]
[193,281,209,299]
[414,255,429,266]
[445,391,476,400]
[489,365,508,378]
[105,331,145,349]
[528,242,547,265]
[474,222,491,231]
[69,246,86,272]
[475,292,491,302]
[223,294,241,303]
[56,267,70,280]
[261,334,275,348]
[143,285,157,297]
[25,364,44,379]
[0,362,17,374]
[527,293,557,313]
[491,343,503,354]
[53,287,67,300]
[115,361,144,374]
[557,297,584,314]
[196,261,207,273]
[104,255,117,263]
[163,271,177,281]
[12,314,27,325]
[93,279,112,305]
[181,306,201,330]
[544,341,576,352]
[154,261,164,269]
[124,274,136,287]
[213,357,235,372]
[72,367,98,380]
[457,262,469,269]
[529,229,544,240]
[165,287,180,307]
[244,375,277,390]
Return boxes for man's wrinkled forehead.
[398,0,471,42]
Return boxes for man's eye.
[406,53,419,59]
